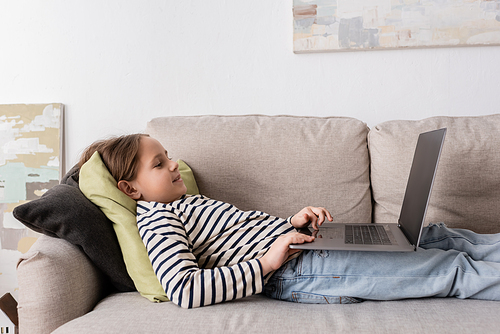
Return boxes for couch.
[16,114,500,333]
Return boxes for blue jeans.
[264,224,500,304]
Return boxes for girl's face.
[123,136,187,204]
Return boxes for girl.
[80,134,500,308]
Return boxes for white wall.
[1,0,499,171]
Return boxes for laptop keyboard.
[345,225,394,245]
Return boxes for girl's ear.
[117,180,141,200]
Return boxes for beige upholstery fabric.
[369,114,500,233]
[53,292,500,334]
[17,235,105,334]
[17,115,500,334]
[146,115,372,223]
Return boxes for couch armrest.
[17,235,105,334]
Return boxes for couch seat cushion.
[53,292,500,333]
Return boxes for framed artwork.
[0,103,64,304]
[293,0,500,53]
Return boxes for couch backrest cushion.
[369,114,500,234]
[146,115,371,223]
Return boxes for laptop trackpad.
[297,226,343,239]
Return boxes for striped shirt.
[136,194,296,308]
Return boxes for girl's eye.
[155,162,162,168]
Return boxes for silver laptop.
[290,128,447,252]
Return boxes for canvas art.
[0,103,64,305]
[293,0,500,53]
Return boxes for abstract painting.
[293,0,500,53]
[0,103,64,303]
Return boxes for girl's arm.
[258,232,315,275]
[138,211,264,309]
[259,206,332,275]
[291,206,333,230]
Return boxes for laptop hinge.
[398,219,418,251]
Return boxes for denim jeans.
[264,224,500,304]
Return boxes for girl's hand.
[259,232,315,276]
[291,206,333,230]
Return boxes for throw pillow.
[79,152,199,302]
[13,169,136,292]
[178,159,199,196]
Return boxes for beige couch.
[17,114,500,333]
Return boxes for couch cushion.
[52,292,500,334]
[369,114,500,233]
[146,115,372,224]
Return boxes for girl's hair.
[78,133,149,182]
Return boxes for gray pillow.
[13,166,135,292]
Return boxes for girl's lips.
[173,175,182,183]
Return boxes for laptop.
[290,128,447,252]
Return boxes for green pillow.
[178,159,199,196]
[79,152,199,302]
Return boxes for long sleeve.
[136,195,295,308]
[138,208,264,308]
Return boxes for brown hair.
[79,133,149,182]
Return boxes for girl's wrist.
[258,255,273,276]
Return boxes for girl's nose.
[169,159,179,171]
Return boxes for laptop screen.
[398,128,446,247]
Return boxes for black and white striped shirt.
[136,194,296,308]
